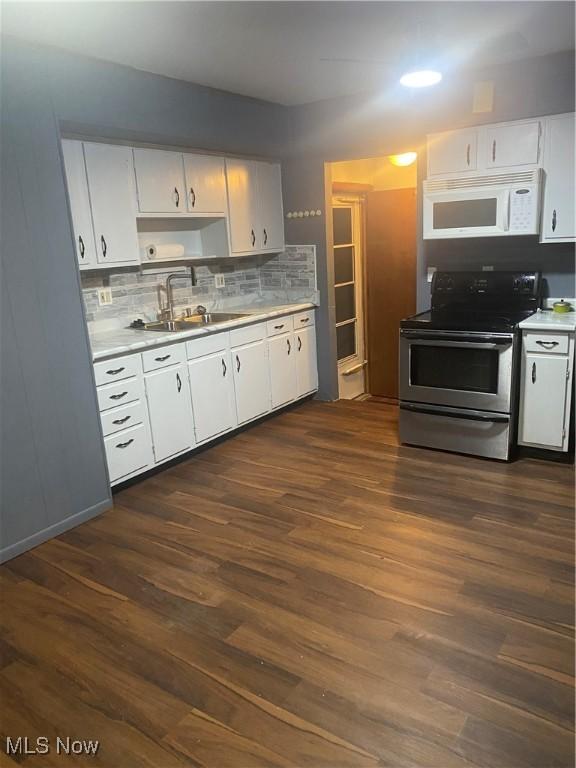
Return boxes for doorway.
[330,154,417,401]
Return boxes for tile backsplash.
[81,245,317,328]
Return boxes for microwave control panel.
[509,186,538,233]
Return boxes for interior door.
[83,143,140,265]
[365,188,416,399]
[133,148,185,213]
[144,364,195,462]
[333,198,366,399]
[61,140,97,268]
[295,325,318,397]
[268,333,297,408]
[256,161,285,251]
[188,351,236,442]
[183,154,227,214]
[232,340,271,423]
[519,353,568,448]
[226,158,258,253]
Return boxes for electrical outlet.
[98,287,113,306]
[215,274,225,289]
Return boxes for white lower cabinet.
[268,333,297,408]
[104,423,153,484]
[295,324,318,397]
[144,363,195,462]
[188,350,236,443]
[518,330,574,452]
[232,339,271,424]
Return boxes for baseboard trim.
[0,497,112,563]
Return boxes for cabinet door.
[485,122,540,169]
[188,351,236,442]
[268,333,297,408]
[256,161,285,251]
[519,353,568,449]
[541,114,575,242]
[232,340,271,424]
[183,154,227,214]
[83,143,140,265]
[61,140,97,268]
[133,148,185,214]
[295,324,318,397]
[427,129,478,176]
[144,363,194,462]
[226,158,258,253]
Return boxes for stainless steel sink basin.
[132,313,249,332]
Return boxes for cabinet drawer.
[186,331,230,360]
[524,331,569,355]
[100,400,146,437]
[267,316,294,337]
[142,343,186,372]
[94,354,142,386]
[97,377,143,412]
[104,423,152,483]
[293,310,315,329]
[230,322,266,347]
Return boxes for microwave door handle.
[503,191,511,232]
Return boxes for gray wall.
[0,36,291,561]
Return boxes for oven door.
[399,330,514,412]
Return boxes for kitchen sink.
[131,313,249,332]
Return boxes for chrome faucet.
[162,267,196,321]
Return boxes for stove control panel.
[432,271,541,305]
[512,274,537,294]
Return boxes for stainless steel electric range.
[399,271,542,460]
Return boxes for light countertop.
[89,302,317,361]
[519,310,576,332]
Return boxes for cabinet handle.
[492,140,496,162]
[112,415,131,425]
[536,340,559,349]
[116,438,134,449]
[300,317,309,323]
[287,338,291,355]
[274,324,284,330]
[176,372,182,393]
[297,335,302,351]
[100,235,107,257]
[263,228,268,245]
[222,358,227,377]
[189,187,196,208]
[552,209,557,232]
[236,354,241,372]
[174,187,180,208]
[466,144,471,166]
[251,229,256,247]
[110,391,128,400]
[106,366,125,375]
[78,235,85,258]
[155,354,171,362]
[532,362,536,383]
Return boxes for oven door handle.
[403,338,511,350]
[401,330,513,345]
[400,403,510,423]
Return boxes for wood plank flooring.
[0,400,574,767]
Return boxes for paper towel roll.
[145,243,185,261]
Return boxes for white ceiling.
[2,1,574,106]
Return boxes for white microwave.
[423,169,542,239]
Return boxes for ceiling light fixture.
[389,152,418,167]
[399,70,442,88]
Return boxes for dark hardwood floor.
[1,400,574,767]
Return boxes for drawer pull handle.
[100,235,107,257]
[274,324,284,330]
[106,367,125,375]
[532,362,536,383]
[251,229,256,247]
[263,228,268,245]
[297,335,302,351]
[222,358,227,377]
[174,187,180,208]
[190,187,196,207]
[236,354,241,372]
[116,438,134,449]
[78,235,85,258]
[110,391,128,400]
[300,317,309,323]
[176,372,182,393]
[536,340,559,349]
[287,338,291,355]
[155,354,171,362]
[112,415,131,425]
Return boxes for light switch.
[97,287,113,306]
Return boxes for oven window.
[433,198,498,229]
[411,345,499,393]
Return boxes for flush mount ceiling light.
[389,152,417,167]
[399,70,442,88]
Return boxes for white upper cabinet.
[484,121,541,169]
[183,154,227,214]
[133,148,186,214]
[427,129,478,177]
[82,143,140,265]
[226,158,285,255]
[188,350,236,443]
[268,333,297,409]
[61,140,97,269]
[144,361,195,462]
[541,113,575,243]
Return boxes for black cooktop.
[401,308,535,333]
